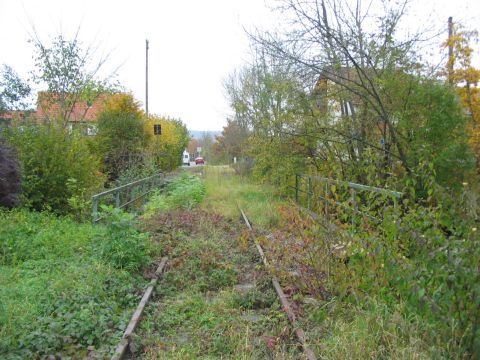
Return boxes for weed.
[167,174,206,209]
[0,208,150,358]
[230,288,277,310]
[136,203,302,359]
[202,166,285,228]
[143,174,206,218]
[95,205,151,271]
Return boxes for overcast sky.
[1,0,479,131]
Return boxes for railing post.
[115,190,120,208]
[325,182,329,219]
[351,188,357,232]
[92,196,98,224]
[130,186,135,211]
[141,181,146,206]
[307,176,312,210]
[295,174,299,203]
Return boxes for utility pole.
[448,17,453,84]
[146,39,149,117]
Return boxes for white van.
[182,150,190,166]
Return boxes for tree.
[224,56,328,182]
[213,119,250,163]
[250,0,426,177]
[187,138,200,158]
[444,21,480,172]
[30,30,115,127]
[145,115,189,171]
[236,0,474,188]
[0,65,31,114]
[198,132,214,162]
[95,93,149,179]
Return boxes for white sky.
[1,0,479,131]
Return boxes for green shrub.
[114,159,158,187]
[167,174,206,209]
[0,209,87,266]
[94,93,149,180]
[5,122,104,216]
[143,174,206,217]
[230,288,276,310]
[0,138,21,209]
[273,169,480,357]
[143,191,168,218]
[0,208,149,357]
[94,205,151,271]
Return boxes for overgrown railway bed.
[111,207,315,359]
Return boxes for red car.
[195,157,205,165]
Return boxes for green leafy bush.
[0,208,150,358]
[94,205,151,271]
[94,93,149,179]
[143,174,206,218]
[0,138,21,208]
[143,191,168,218]
[167,174,206,209]
[274,168,480,357]
[5,122,105,216]
[114,160,158,187]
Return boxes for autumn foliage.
[445,23,480,172]
[144,115,189,171]
[95,93,149,178]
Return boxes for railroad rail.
[111,257,168,360]
[238,206,317,360]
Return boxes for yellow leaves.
[145,115,181,150]
[144,115,189,170]
[445,24,479,82]
[444,21,480,171]
[101,93,143,117]
[451,68,480,85]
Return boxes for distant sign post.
[154,124,161,165]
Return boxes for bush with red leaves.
[0,137,21,208]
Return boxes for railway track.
[238,206,317,360]
[111,258,168,360]
[110,206,317,359]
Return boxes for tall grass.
[200,166,449,359]
[202,165,286,228]
[143,173,206,218]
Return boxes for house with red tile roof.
[35,92,114,134]
[36,91,109,122]
[0,110,36,128]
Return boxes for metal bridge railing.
[292,174,403,227]
[91,173,167,223]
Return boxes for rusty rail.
[111,257,168,360]
[239,207,317,360]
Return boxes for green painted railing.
[292,174,403,226]
[91,173,166,223]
